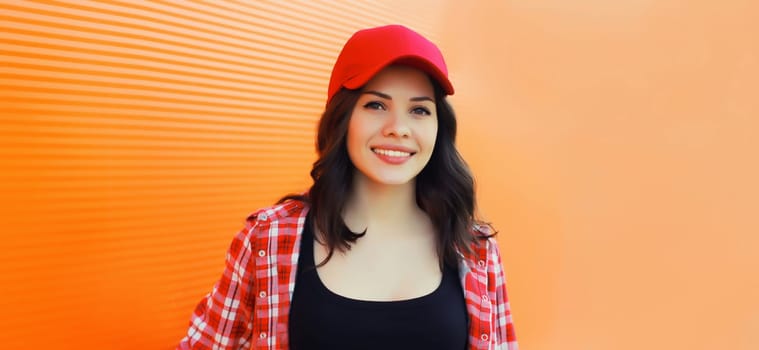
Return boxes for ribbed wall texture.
[8,2,756,350]
[0,1,445,349]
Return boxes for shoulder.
[472,222,500,252]
[472,222,496,239]
[238,199,310,240]
[458,222,499,265]
[245,199,309,224]
[468,222,510,271]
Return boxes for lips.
[371,146,416,164]
[373,148,412,157]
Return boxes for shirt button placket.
[255,212,269,347]
[255,212,267,258]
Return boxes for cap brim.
[342,55,454,96]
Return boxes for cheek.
[346,113,376,146]
[346,117,365,156]
[423,122,439,151]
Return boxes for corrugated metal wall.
[0,1,445,349]
[5,1,759,350]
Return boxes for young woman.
[177,25,517,350]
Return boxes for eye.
[411,106,432,116]
[363,101,386,110]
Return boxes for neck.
[343,172,422,233]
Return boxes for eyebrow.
[363,90,434,103]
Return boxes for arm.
[488,238,519,349]
[177,219,258,350]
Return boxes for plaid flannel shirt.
[177,200,517,349]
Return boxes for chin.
[375,178,414,186]
[365,172,418,186]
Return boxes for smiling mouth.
[371,148,415,157]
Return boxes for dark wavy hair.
[280,82,492,268]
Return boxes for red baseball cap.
[327,25,454,104]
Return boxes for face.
[346,65,438,186]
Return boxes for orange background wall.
[1,1,757,349]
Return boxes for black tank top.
[288,212,468,349]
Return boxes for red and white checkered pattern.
[177,200,517,349]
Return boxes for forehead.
[361,65,435,96]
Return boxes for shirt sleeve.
[488,238,519,349]
[177,219,259,350]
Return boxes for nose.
[382,110,411,138]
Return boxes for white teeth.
[373,148,411,157]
